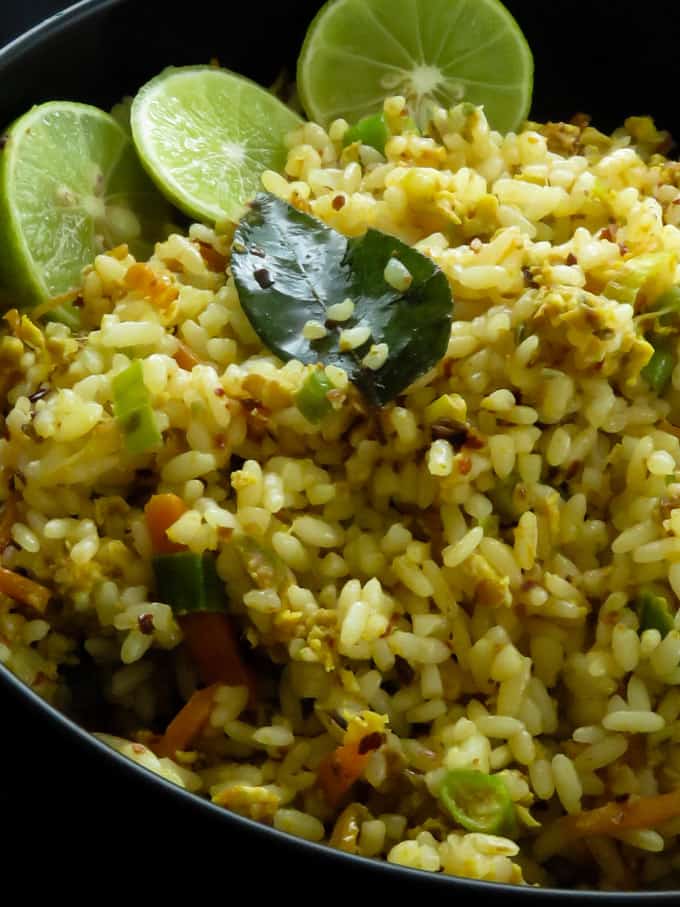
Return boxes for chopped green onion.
[604,252,675,306]
[641,341,675,394]
[343,113,389,155]
[152,551,225,615]
[296,370,334,423]
[438,769,516,836]
[118,407,162,454]
[635,589,675,637]
[112,359,162,453]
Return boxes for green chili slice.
[152,551,225,615]
[112,359,161,453]
[438,769,516,836]
[641,341,675,394]
[342,112,389,155]
[295,370,334,423]
[635,589,675,637]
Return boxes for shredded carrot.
[562,789,680,839]
[124,262,178,308]
[144,493,188,554]
[0,566,50,612]
[317,735,383,807]
[179,612,257,704]
[154,683,220,759]
[173,341,201,372]
[197,242,228,272]
[0,498,17,552]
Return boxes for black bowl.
[1,0,679,899]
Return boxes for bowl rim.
[0,0,679,900]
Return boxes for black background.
[1,0,679,897]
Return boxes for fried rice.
[3,98,680,890]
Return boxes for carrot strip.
[0,566,50,612]
[317,737,383,807]
[144,493,188,554]
[0,498,17,552]
[173,341,201,372]
[154,683,220,759]
[179,612,257,704]
[563,789,680,839]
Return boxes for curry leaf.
[231,193,453,406]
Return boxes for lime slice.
[130,66,304,224]
[297,0,533,134]
[0,101,172,308]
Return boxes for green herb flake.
[231,193,453,407]
[438,769,517,836]
[296,369,334,422]
[635,588,675,637]
[342,112,390,155]
[152,551,226,615]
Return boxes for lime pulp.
[297,0,533,134]
[130,66,304,224]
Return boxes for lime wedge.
[0,101,172,308]
[130,66,304,224]
[297,0,533,134]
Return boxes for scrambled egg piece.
[343,709,388,746]
[532,289,653,382]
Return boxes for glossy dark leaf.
[231,192,453,405]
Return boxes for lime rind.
[297,0,533,134]
[0,103,120,304]
[130,66,303,224]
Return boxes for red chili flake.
[566,253,578,266]
[214,387,226,397]
[357,731,384,755]
[458,454,472,475]
[138,613,155,635]
[598,222,618,242]
[618,243,629,256]
[332,194,346,210]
